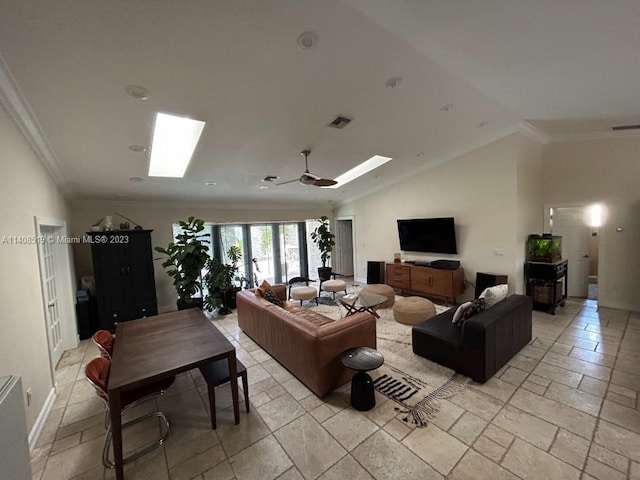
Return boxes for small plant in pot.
[204,245,248,314]
[155,217,210,310]
[310,215,336,281]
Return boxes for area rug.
[309,299,468,427]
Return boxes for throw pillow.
[462,297,487,320]
[479,284,508,308]
[255,279,272,297]
[263,288,284,307]
[452,301,472,324]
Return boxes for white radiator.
[0,376,32,480]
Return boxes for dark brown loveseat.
[412,295,532,382]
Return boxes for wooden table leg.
[228,350,240,424]
[108,390,124,479]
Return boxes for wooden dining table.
[107,308,239,480]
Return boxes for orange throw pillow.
[255,279,272,297]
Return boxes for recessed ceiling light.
[297,31,318,50]
[385,76,402,89]
[327,155,392,189]
[205,181,216,186]
[148,112,206,177]
[125,85,149,100]
[129,177,143,182]
[416,152,425,157]
[439,103,455,112]
[259,185,269,190]
[128,144,147,153]
[477,120,489,128]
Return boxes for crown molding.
[516,121,550,144]
[545,128,640,143]
[0,54,70,192]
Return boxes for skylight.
[148,112,206,177]
[327,155,392,188]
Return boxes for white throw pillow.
[479,284,508,308]
[452,301,473,324]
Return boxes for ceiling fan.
[276,150,337,187]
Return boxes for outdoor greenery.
[155,217,210,306]
[310,215,335,268]
[204,245,247,314]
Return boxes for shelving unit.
[525,259,568,315]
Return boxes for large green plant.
[204,245,247,314]
[155,217,210,306]
[310,215,336,268]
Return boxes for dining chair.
[85,357,173,469]
[198,359,249,429]
[92,330,114,359]
[287,276,318,306]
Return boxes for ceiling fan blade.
[314,178,338,187]
[275,178,300,186]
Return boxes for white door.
[39,227,64,367]
[552,207,590,297]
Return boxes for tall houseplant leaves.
[310,215,336,268]
[155,217,210,306]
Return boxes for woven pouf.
[393,296,436,325]
[361,284,395,309]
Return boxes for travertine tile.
[215,407,270,457]
[544,381,603,415]
[473,435,505,462]
[492,404,557,449]
[449,411,487,445]
[169,444,226,480]
[402,423,467,476]
[556,334,598,351]
[256,393,305,431]
[549,342,574,355]
[519,345,547,360]
[265,384,287,400]
[229,435,293,480]
[542,351,612,381]
[40,436,104,480]
[365,398,399,427]
[549,429,590,470]
[502,438,580,480]
[589,443,629,474]
[595,342,620,355]
[449,449,517,480]
[470,377,517,402]
[584,457,626,480]
[594,420,640,462]
[483,424,514,449]
[203,460,235,480]
[275,414,346,480]
[611,369,640,391]
[429,398,465,430]
[631,461,640,479]
[600,400,640,434]
[527,374,551,388]
[281,377,313,401]
[317,454,373,480]
[570,347,616,367]
[353,430,443,480]
[323,408,379,451]
[507,355,539,373]
[606,390,636,408]
[501,367,529,386]
[532,362,582,388]
[509,389,596,439]
[579,376,608,397]
[275,467,305,480]
[448,388,503,421]
[608,382,637,399]
[521,380,547,395]
[310,404,336,423]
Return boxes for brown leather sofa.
[237,286,376,397]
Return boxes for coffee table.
[340,346,384,411]
[337,291,387,318]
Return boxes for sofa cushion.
[452,301,472,324]
[256,279,272,297]
[264,288,284,307]
[286,304,334,327]
[413,310,463,347]
[479,284,508,308]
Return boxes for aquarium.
[527,234,562,263]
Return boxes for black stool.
[341,347,384,411]
[199,359,249,429]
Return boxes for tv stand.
[386,263,465,305]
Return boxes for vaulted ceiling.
[1,0,638,208]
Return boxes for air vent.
[328,115,353,129]
[612,124,640,131]
[262,175,279,182]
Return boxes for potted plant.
[310,215,336,281]
[204,245,248,314]
[155,217,210,310]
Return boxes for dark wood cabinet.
[88,230,158,331]
[525,259,568,315]
[386,263,465,304]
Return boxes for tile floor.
[31,298,640,480]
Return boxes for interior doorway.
[545,205,602,299]
[35,217,77,378]
[334,217,355,277]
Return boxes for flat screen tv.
[397,217,458,254]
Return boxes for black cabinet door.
[124,232,158,319]
[92,242,127,310]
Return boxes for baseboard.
[597,298,640,312]
[158,303,177,314]
[28,387,56,451]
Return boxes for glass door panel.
[220,225,247,281]
[280,223,301,283]
[306,219,323,280]
[250,225,275,283]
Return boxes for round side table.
[341,347,384,411]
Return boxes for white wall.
[542,137,640,311]
[70,203,330,312]
[0,106,73,431]
[335,133,543,301]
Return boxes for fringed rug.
[310,299,468,428]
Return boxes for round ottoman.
[321,279,347,299]
[290,286,318,305]
[393,296,436,325]
[361,284,395,309]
